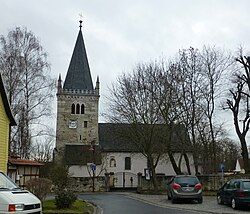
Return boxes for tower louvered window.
[81,104,85,114]
[71,104,75,114]
[76,104,80,114]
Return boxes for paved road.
[121,192,250,214]
[79,193,203,214]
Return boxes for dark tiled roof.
[63,29,93,90]
[64,144,102,165]
[98,123,191,153]
[0,72,16,126]
[99,123,139,152]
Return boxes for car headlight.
[8,204,24,211]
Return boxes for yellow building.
[0,72,16,173]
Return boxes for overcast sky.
[1,0,250,141]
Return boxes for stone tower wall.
[56,90,99,157]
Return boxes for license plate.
[182,187,193,191]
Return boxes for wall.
[56,90,99,161]
[105,152,195,176]
[0,95,9,173]
[68,152,196,178]
[68,176,106,192]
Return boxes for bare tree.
[176,47,205,174]
[226,51,250,173]
[107,63,166,191]
[0,27,55,158]
[199,46,232,173]
[107,61,194,190]
[30,136,54,162]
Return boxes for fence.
[137,173,250,193]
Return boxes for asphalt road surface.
[79,193,202,214]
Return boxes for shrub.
[49,164,70,189]
[25,178,52,201]
[55,190,77,209]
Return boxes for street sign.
[220,163,225,171]
[90,163,96,172]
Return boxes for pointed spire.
[63,20,94,91]
[57,73,62,93]
[95,76,100,95]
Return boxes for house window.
[81,104,85,114]
[76,104,80,114]
[84,121,88,128]
[71,104,75,114]
[125,157,131,170]
[110,157,116,167]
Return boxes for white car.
[0,171,42,213]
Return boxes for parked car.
[167,175,203,203]
[0,171,42,213]
[217,179,250,209]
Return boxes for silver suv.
[167,175,203,203]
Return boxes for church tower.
[55,20,100,161]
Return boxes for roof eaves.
[0,73,16,126]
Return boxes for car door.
[224,180,235,203]
[219,183,228,202]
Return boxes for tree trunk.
[183,153,191,175]
[168,152,182,174]
[148,157,158,192]
[240,137,250,173]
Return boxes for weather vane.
[79,13,83,29]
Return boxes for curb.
[83,200,103,214]
[121,194,240,214]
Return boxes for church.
[55,20,197,190]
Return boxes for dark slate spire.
[63,20,94,90]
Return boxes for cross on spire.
[79,13,83,30]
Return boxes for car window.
[174,177,199,185]
[224,181,231,189]
[234,181,240,189]
[228,180,236,189]
[0,172,18,189]
[242,181,250,190]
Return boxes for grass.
[42,199,94,214]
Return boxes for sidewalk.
[120,192,250,214]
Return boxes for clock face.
[69,120,77,129]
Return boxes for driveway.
[121,192,250,214]
[79,193,202,214]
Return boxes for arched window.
[71,104,75,114]
[110,157,116,167]
[125,157,131,170]
[76,103,80,114]
[81,104,85,114]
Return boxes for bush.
[49,164,70,189]
[25,178,52,201]
[55,190,77,209]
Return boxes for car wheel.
[217,195,223,205]
[197,197,203,204]
[172,198,177,204]
[231,198,238,209]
